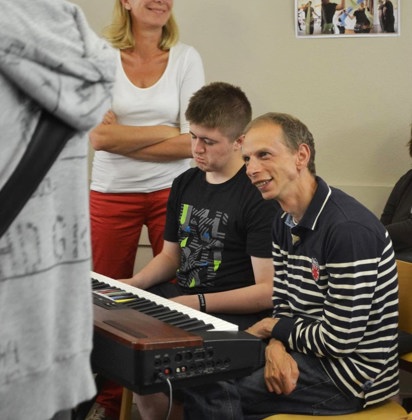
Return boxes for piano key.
[130,301,158,310]
[156,311,190,322]
[170,318,209,330]
[91,271,238,332]
[184,323,215,332]
[105,291,131,297]
[114,298,138,304]
[125,297,149,306]
[93,286,208,329]
[139,306,171,316]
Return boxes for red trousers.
[90,189,170,278]
[90,188,170,416]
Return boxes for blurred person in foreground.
[0,1,115,419]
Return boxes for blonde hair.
[103,1,179,50]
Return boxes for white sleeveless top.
[91,42,204,193]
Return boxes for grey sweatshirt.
[0,1,115,418]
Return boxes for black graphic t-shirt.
[165,166,277,294]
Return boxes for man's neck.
[205,158,244,185]
[279,175,318,223]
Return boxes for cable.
[158,373,173,420]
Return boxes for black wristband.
[198,293,206,312]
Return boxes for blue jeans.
[183,351,364,420]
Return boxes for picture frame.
[295,0,400,38]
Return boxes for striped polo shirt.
[271,176,399,407]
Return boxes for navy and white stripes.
[271,177,399,407]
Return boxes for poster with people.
[296,0,399,38]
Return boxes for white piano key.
[91,271,238,332]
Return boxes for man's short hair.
[185,82,252,141]
[245,112,317,175]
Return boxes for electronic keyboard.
[91,271,264,394]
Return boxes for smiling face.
[122,0,173,28]
[242,122,301,202]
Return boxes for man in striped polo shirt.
[183,112,399,419]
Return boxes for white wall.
[74,0,412,218]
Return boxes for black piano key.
[92,281,112,290]
[133,302,159,311]
[133,303,157,314]
[91,279,104,288]
[155,310,179,319]
[184,323,215,332]
[170,318,206,329]
[91,278,219,333]
[126,298,155,307]
[107,292,134,297]
[156,312,190,323]
[140,306,171,316]
[169,317,202,326]
[132,309,208,330]
[125,296,148,305]
[124,300,195,325]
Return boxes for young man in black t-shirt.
[121,82,277,420]
[122,82,276,328]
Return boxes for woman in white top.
[88,1,204,417]
[89,0,204,279]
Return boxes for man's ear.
[296,143,311,169]
[234,135,245,150]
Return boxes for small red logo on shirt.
[311,258,320,281]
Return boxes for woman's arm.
[126,133,193,161]
[90,46,204,162]
[89,110,181,154]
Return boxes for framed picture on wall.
[296,0,400,38]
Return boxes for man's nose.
[192,138,204,153]
[245,158,259,177]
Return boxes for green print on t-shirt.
[178,203,227,288]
